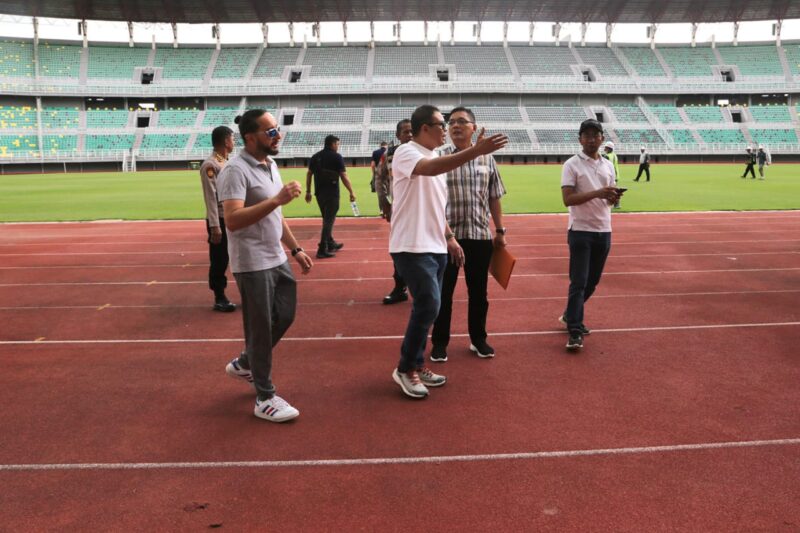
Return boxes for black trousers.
[742,163,756,178]
[635,163,650,181]
[206,217,230,296]
[563,230,611,333]
[316,193,340,248]
[431,239,494,347]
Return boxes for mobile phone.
[616,188,628,193]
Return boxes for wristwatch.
[496,227,507,235]
[445,232,455,241]
[291,247,304,257]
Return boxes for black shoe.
[430,345,448,362]
[558,315,591,335]
[213,298,236,312]
[382,288,408,304]
[469,341,495,358]
[329,241,344,251]
[566,332,583,351]
[316,247,336,259]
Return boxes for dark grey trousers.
[233,262,297,400]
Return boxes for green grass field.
[0,163,798,222]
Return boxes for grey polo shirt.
[217,151,287,273]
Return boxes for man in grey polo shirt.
[217,109,313,422]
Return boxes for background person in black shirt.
[741,146,756,179]
[305,135,356,258]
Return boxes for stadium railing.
[4,78,800,97]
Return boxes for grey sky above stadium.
[1,0,798,25]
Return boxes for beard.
[266,145,279,156]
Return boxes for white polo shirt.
[389,141,448,254]
[561,151,617,232]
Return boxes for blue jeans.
[564,230,611,333]
[391,252,447,373]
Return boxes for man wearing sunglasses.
[389,104,508,399]
[429,107,507,363]
[216,109,313,423]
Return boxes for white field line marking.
[1,321,798,345]
[1,250,798,270]
[2,266,798,287]
[2,437,799,472]
[2,239,800,257]
[2,289,798,311]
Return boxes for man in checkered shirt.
[429,106,508,362]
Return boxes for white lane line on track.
[4,228,800,247]
[2,239,800,257]
[2,266,799,287]
[1,289,798,311]
[1,321,798,345]
[1,250,798,270]
[2,437,798,472]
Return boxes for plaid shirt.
[439,145,506,240]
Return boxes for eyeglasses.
[426,122,447,130]
[447,118,474,126]
[261,127,280,138]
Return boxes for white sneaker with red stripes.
[254,395,300,422]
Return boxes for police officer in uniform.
[200,126,236,312]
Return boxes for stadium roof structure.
[2,0,799,25]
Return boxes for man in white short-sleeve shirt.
[388,104,508,399]
[559,118,623,351]
[217,109,313,423]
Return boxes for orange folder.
[489,246,516,290]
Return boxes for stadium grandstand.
[1,1,800,171]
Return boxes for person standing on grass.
[560,119,622,351]
[370,141,388,193]
[742,146,756,179]
[389,104,507,399]
[217,109,313,423]
[376,119,413,304]
[602,141,621,209]
[429,107,507,363]
[633,146,650,182]
[305,135,357,259]
[757,145,770,180]
[200,125,236,312]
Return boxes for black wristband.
[291,247,304,257]
[496,227,507,235]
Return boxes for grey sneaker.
[392,369,429,398]
[559,315,591,335]
[417,367,446,388]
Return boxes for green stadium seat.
[620,47,667,77]
[153,48,213,80]
[38,42,81,78]
[697,128,745,144]
[660,46,716,77]
[85,134,135,152]
[748,128,798,144]
[373,47,438,78]
[683,106,725,123]
[88,45,150,79]
[718,45,783,77]
[0,105,37,130]
[749,105,792,123]
[0,40,35,78]
[140,134,190,150]
[0,134,39,157]
[213,48,258,78]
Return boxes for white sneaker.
[392,369,429,399]
[225,358,255,389]
[254,395,300,422]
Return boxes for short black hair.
[395,119,411,135]
[449,106,475,123]
[211,125,233,148]
[380,141,388,147]
[234,109,266,139]
[410,105,440,136]
[579,118,603,135]
[324,134,339,149]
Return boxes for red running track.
[1,211,799,530]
